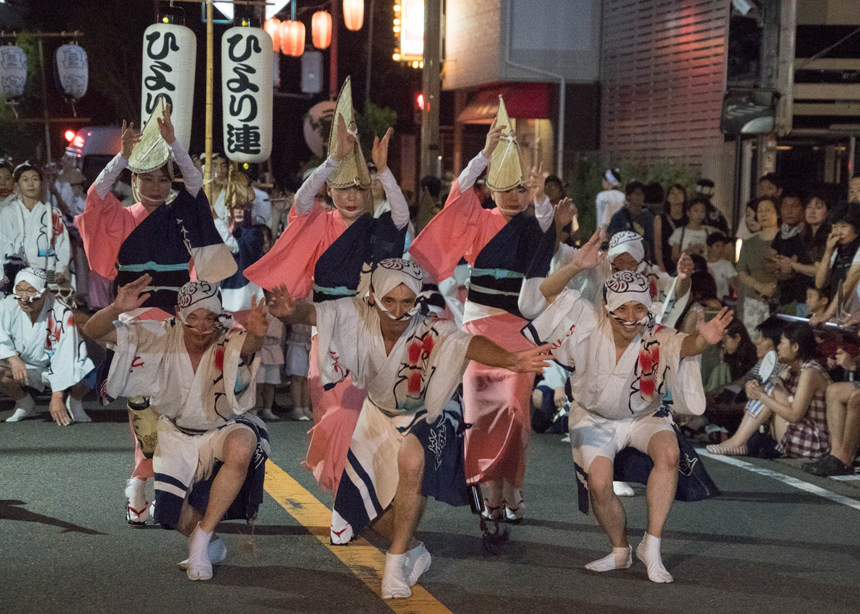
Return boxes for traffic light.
[414,92,424,125]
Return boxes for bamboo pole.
[37,35,52,163]
[204,0,214,205]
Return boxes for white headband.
[605,169,621,187]
[13,267,47,302]
[608,231,645,265]
[603,271,655,326]
[370,258,423,320]
[176,281,232,332]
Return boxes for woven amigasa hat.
[327,77,371,189]
[486,96,529,192]
[128,97,174,177]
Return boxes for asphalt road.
[2,398,859,614]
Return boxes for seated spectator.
[806,284,830,322]
[653,183,688,275]
[705,316,785,435]
[707,322,830,459]
[776,194,831,313]
[811,204,860,325]
[669,197,716,263]
[768,189,810,315]
[806,348,860,476]
[737,197,780,336]
[706,318,757,391]
[706,233,738,301]
[1,268,94,424]
[531,361,569,435]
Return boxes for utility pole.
[364,0,375,105]
[757,0,781,178]
[330,0,339,98]
[419,0,441,179]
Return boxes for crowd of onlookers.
[531,168,860,478]
[2,150,859,478]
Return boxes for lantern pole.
[205,0,214,205]
[36,35,52,163]
[330,0,339,98]
[364,0,374,105]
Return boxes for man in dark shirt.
[770,189,811,315]
[607,181,655,256]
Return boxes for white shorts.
[257,363,282,385]
[568,403,674,473]
[285,343,310,377]
[192,421,256,483]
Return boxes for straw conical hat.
[128,97,172,175]
[486,96,528,192]
[327,77,371,189]
[224,161,252,211]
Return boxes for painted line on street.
[264,459,453,614]
[698,449,860,511]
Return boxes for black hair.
[606,168,621,184]
[674,270,719,329]
[833,202,860,231]
[0,161,13,175]
[686,195,710,212]
[760,172,782,189]
[420,176,442,199]
[544,174,563,188]
[756,316,785,348]
[807,281,831,302]
[625,180,645,197]
[13,162,42,183]
[781,321,819,363]
[780,188,805,204]
[690,253,709,273]
[707,232,728,247]
[644,182,664,204]
[723,318,758,380]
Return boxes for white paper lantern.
[0,45,28,100]
[55,44,88,101]
[140,23,196,151]
[222,27,273,163]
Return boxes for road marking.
[698,449,860,511]
[264,459,453,614]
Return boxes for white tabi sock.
[6,394,36,422]
[585,546,632,572]
[66,397,91,423]
[178,535,227,571]
[405,542,431,586]
[381,552,412,599]
[636,533,673,583]
[187,523,214,581]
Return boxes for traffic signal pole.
[419,0,441,180]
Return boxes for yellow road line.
[264,460,454,614]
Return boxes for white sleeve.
[457,151,490,191]
[169,141,202,197]
[52,213,71,273]
[213,218,239,253]
[534,194,553,233]
[93,153,128,200]
[105,320,169,400]
[295,156,340,216]
[377,168,409,230]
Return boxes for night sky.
[0,0,422,185]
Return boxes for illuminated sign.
[394,0,424,66]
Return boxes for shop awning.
[458,83,551,124]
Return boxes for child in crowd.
[806,284,830,322]
[707,233,738,301]
[285,316,313,421]
[255,291,284,422]
[669,197,715,262]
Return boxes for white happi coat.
[0,197,71,276]
[315,297,473,421]
[523,288,705,419]
[105,319,259,430]
[0,294,94,391]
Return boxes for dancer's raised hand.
[697,306,734,345]
[114,274,152,313]
[332,114,355,162]
[481,118,505,159]
[267,284,296,320]
[156,103,176,145]
[246,295,269,338]
[573,228,605,270]
[120,120,139,159]
[372,128,393,174]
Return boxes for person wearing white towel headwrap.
[267,257,549,600]
[0,267,94,424]
[84,277,269,582]
[523,230,732,584]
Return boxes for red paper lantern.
[280,20,306,57]
[264,18,281,52]
[343,0,364,31]
[312,11,332,49]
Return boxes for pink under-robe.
[409,179,536,489]
[245,201,366,495]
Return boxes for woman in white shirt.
[669,197,715,263]
[595,168,625,230]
